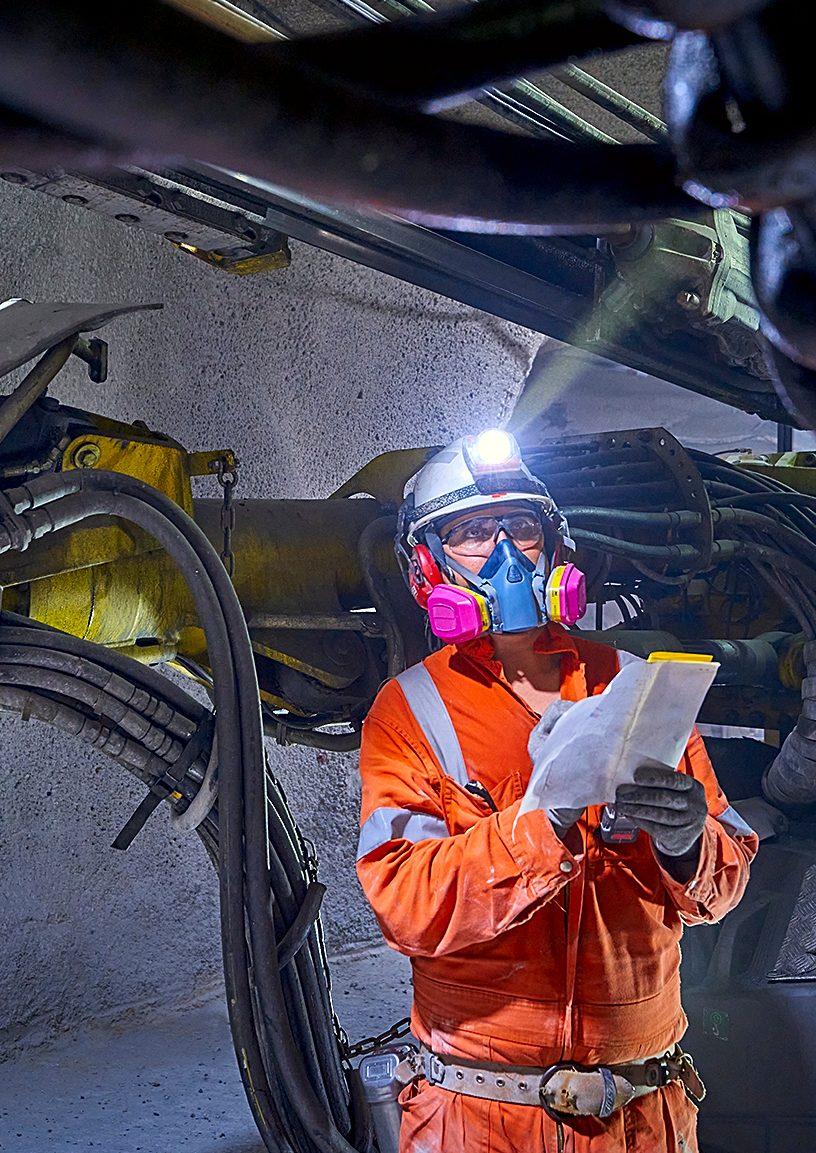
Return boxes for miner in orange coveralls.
[356,429,758,1153]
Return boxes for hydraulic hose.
[1,470,359,1153]
[627,558,699,585]
[568,448,816,799]
[0,618,214,805]
[0,661,193,754]
[713,507,816,569]
[698,453,816,546]
[0,610,207,722]
[712,492,816,511]
[0,682,196,786]
[561,507,702,528]
[696,462,816,531]
[268,722,362,753]
[571,527,701,560]
[0,641,198,737]
[694,450,816,641]
[0,625,231,912]
[73,494,284,1144]
[0,622,224,882]
[712,539,816,589]
[4,486,287,1148]
[85,485,352,1149]
[81,478,353,1142]
[753,560,816,642]
[171,736,219,833]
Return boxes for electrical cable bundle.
[690,450,816,642]
[0,471,370,1153]
[535,448,816,640]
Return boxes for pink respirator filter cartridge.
[426,584,491,643]
[545,563,587,626]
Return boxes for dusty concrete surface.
[0,178,541,1057]
[0,946,412,1152]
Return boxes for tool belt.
[396,1045,705,1120]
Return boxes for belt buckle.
[675,1048,707,1103]
[538,1063,579,1119]
[540,1062,619,1120]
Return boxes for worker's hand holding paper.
[519,656,719,820]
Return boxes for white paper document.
[518,657,719,817]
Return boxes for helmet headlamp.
[463,429,522,478]
[468,429,517,470]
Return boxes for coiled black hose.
[0,616,220,851]
[0,473,364,1153]
[0,618,357,1146]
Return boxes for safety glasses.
[441,512,544,556]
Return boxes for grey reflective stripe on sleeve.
[396,662,468,786]
[715,804,756,838]
[356,807,450,861]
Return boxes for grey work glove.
[528,699,584,835]
[615,764,708,857]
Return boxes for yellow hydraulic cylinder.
[7,497,392,662]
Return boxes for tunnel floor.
[0,945,412,1152]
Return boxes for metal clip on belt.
[399,1045,705,1120]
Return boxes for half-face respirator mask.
[396,430,586,644]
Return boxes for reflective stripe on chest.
[396,662,469,786]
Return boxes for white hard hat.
[400,429,557,546]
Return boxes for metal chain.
[342,1015,413,1061]
[216,458,239,578]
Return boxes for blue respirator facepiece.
[446,537,547,634]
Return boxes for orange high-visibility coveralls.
[356,624,758,1153]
